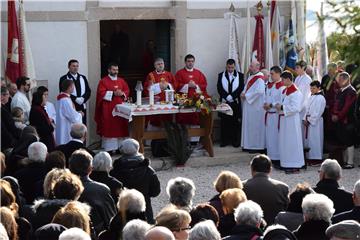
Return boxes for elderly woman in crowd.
[190,204,219,228]
[89,151,123,202]
[98,188,147,240]
[110,138,160,223]
[32,170,84,230]
[209,171,243,218]
[167,177,196,212]
[156,204,192,240]
[293,193,335,240]
[13,142,48,204]
[223,200,264,240]
[52,201,92,236]
[189,220,221,240]
[218,188,247,237]
[29,89,56,152]
[122,219,151,240]
[275,183,314,231]
[59,227,91,240]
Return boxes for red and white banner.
[252,14,265,69]
[5,0,21,83]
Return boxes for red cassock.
[94,76,130,138]
[144,71,176,126]
[175,68,208,125]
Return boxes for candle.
[136,90,142,106]
[149,89,154,106]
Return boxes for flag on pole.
[19,0,36,88]
[225,4,241,72]
[265,2,273,70]
[315,3,329,81]
[5,0,21,83]
[241,2,251,75]
[252,8,265,69]
[285,19,298,71]
[296,0,306,53]
[270,0,281,66]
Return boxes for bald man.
[240,61,266,152]
[145,227,175,240]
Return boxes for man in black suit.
[314,159,354,214]
[217,59,244,147]
[332,179,360,223]
[55,123,94,166]
[59,59,91,124]
[243,154,289,225]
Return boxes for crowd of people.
[0,143,360,239]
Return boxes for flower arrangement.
[175,93,218,115]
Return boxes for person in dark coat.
[208,170,243,219]
[98,189,147,240]
[275,183,314,231]
[243,154,289,225]
[332,179,360,223]
[89,151,123,203]
[330,72,358,168]
[55,123,94,166]
[314,159,354,214]
[217,59,244,147]
[69,149,116,235]
[293,193,334,240]
[1,86,21,150]
[110,138,161,223]
[29,89,56,152]
[223,200,263,240]
[30,170,84,230]
[13,142,48,204]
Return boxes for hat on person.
[326,220,360,239]
[35,223,67,240]
[119,138,140,155]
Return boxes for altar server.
[294,60,312,120]
[240,61,265,151]
[217,58,244,147]
[56,80,83,145]
[94,62,129,154]
[275,71,304,174]
[303,80,326,163]
[263,66,285,163]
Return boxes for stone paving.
[149,146,360,215]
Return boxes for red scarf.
[57,93,69,100]
[267,80,284,89]
[245,75,264,93]
[282,84,297,96]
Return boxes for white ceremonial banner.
[225,9,241,72]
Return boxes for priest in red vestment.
[175,54,208,128]
[95,63,130,154]
[144,57,175,127]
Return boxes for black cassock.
[59,72,91,124]
[217,70,244,147]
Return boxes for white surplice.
[303,93,326,160]
[294,73,312,119]
[56,94,82,145]
[264,81,286,160]
[11,91,31,123]
[278,85,305,168]
[241,72,266,150]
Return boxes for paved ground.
[149,146,360,216]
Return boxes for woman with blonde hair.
[43,168,70,199]
[218,188,247,237]
[52,201,91,235]
[156,205,192,240]
[32,170,84,230]
[0,207,18,240]
[209,171,242,218]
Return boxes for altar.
[113,103,233,157]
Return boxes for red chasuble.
[94,76,130,138]
[175,68,208,125]
[144,71,176,126]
